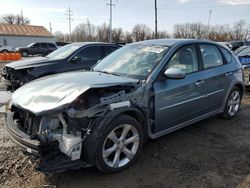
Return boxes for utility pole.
[49,22,52,33]
[106,0,116,43]
[86,19,91,40]
[66,6,73,42]
[207,9,213,38]
[155,0,158,39]
[21,10,24,24]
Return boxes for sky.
[0,0,250,34]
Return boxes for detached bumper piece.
[37,153,91,173]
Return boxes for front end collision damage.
[5,72,151,172]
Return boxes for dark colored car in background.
[2,42,121,91]
[229,40,250,51]
[5,39,244,173]
[16,42,58,57]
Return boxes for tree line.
[55,19,250,43]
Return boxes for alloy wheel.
[102,124,140,168]
[227,90,240,116]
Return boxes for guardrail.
[0,53,22,61]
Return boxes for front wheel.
[221,87,242,119]
[94,115,144,173]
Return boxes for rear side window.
[77,46,102,61]
[200,45,223,69]
[220,47,232,63]
[40,43,47,48]
[48,43,56,48]
[104,46,118,56]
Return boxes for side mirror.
[164,67,186,79]
[70,56,81,63]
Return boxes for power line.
[106,0,116,43]
[155,0,158,39]
[158,3,250,10]
[66,6,73,42]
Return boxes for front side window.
[93,44,169,79]
[46,43,83,59]
[167,45,198,74]
[32,43,39,48]
[200,45,223,69]
[76,46,102,61]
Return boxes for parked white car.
[0,44,15,52]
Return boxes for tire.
[94,115,144,173]
[21,51,28,57]
[221,86,242,119]
[2,50,8,53]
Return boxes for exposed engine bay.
[8,83,144,171]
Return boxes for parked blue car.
[5,39,244,173]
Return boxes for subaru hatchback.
[5,39,244,173]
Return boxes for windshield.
[46,43,83,59]
[238,47,250,57]
[27,43,35,47]
[93,43,169,79]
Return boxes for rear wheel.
[94,115,144,173]
[221,87,242,119]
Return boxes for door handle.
[225,72,232,76]
[195,80,205,86]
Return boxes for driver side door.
[153,45,206,133]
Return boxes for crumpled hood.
[6,57,59,70]
[12,71,138,115]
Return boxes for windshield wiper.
[97,71,120,76]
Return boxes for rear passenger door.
[40,43,48,55]
[198,44,230,112]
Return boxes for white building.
[0,23,55,47]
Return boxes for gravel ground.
[0,62,250,188]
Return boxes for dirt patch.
[0,63,250,187]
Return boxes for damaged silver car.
[5,39,244,173]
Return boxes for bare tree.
[112,28,124,43]
[0,14,30,25]
[132,24,151,41]
[96,23,110,42]
[124,31,133,43]
[54,31,65,42]
[233,19,246,40]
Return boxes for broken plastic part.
[109,101,131,111]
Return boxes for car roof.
[132,38,219,47]
[70,42,119,47]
